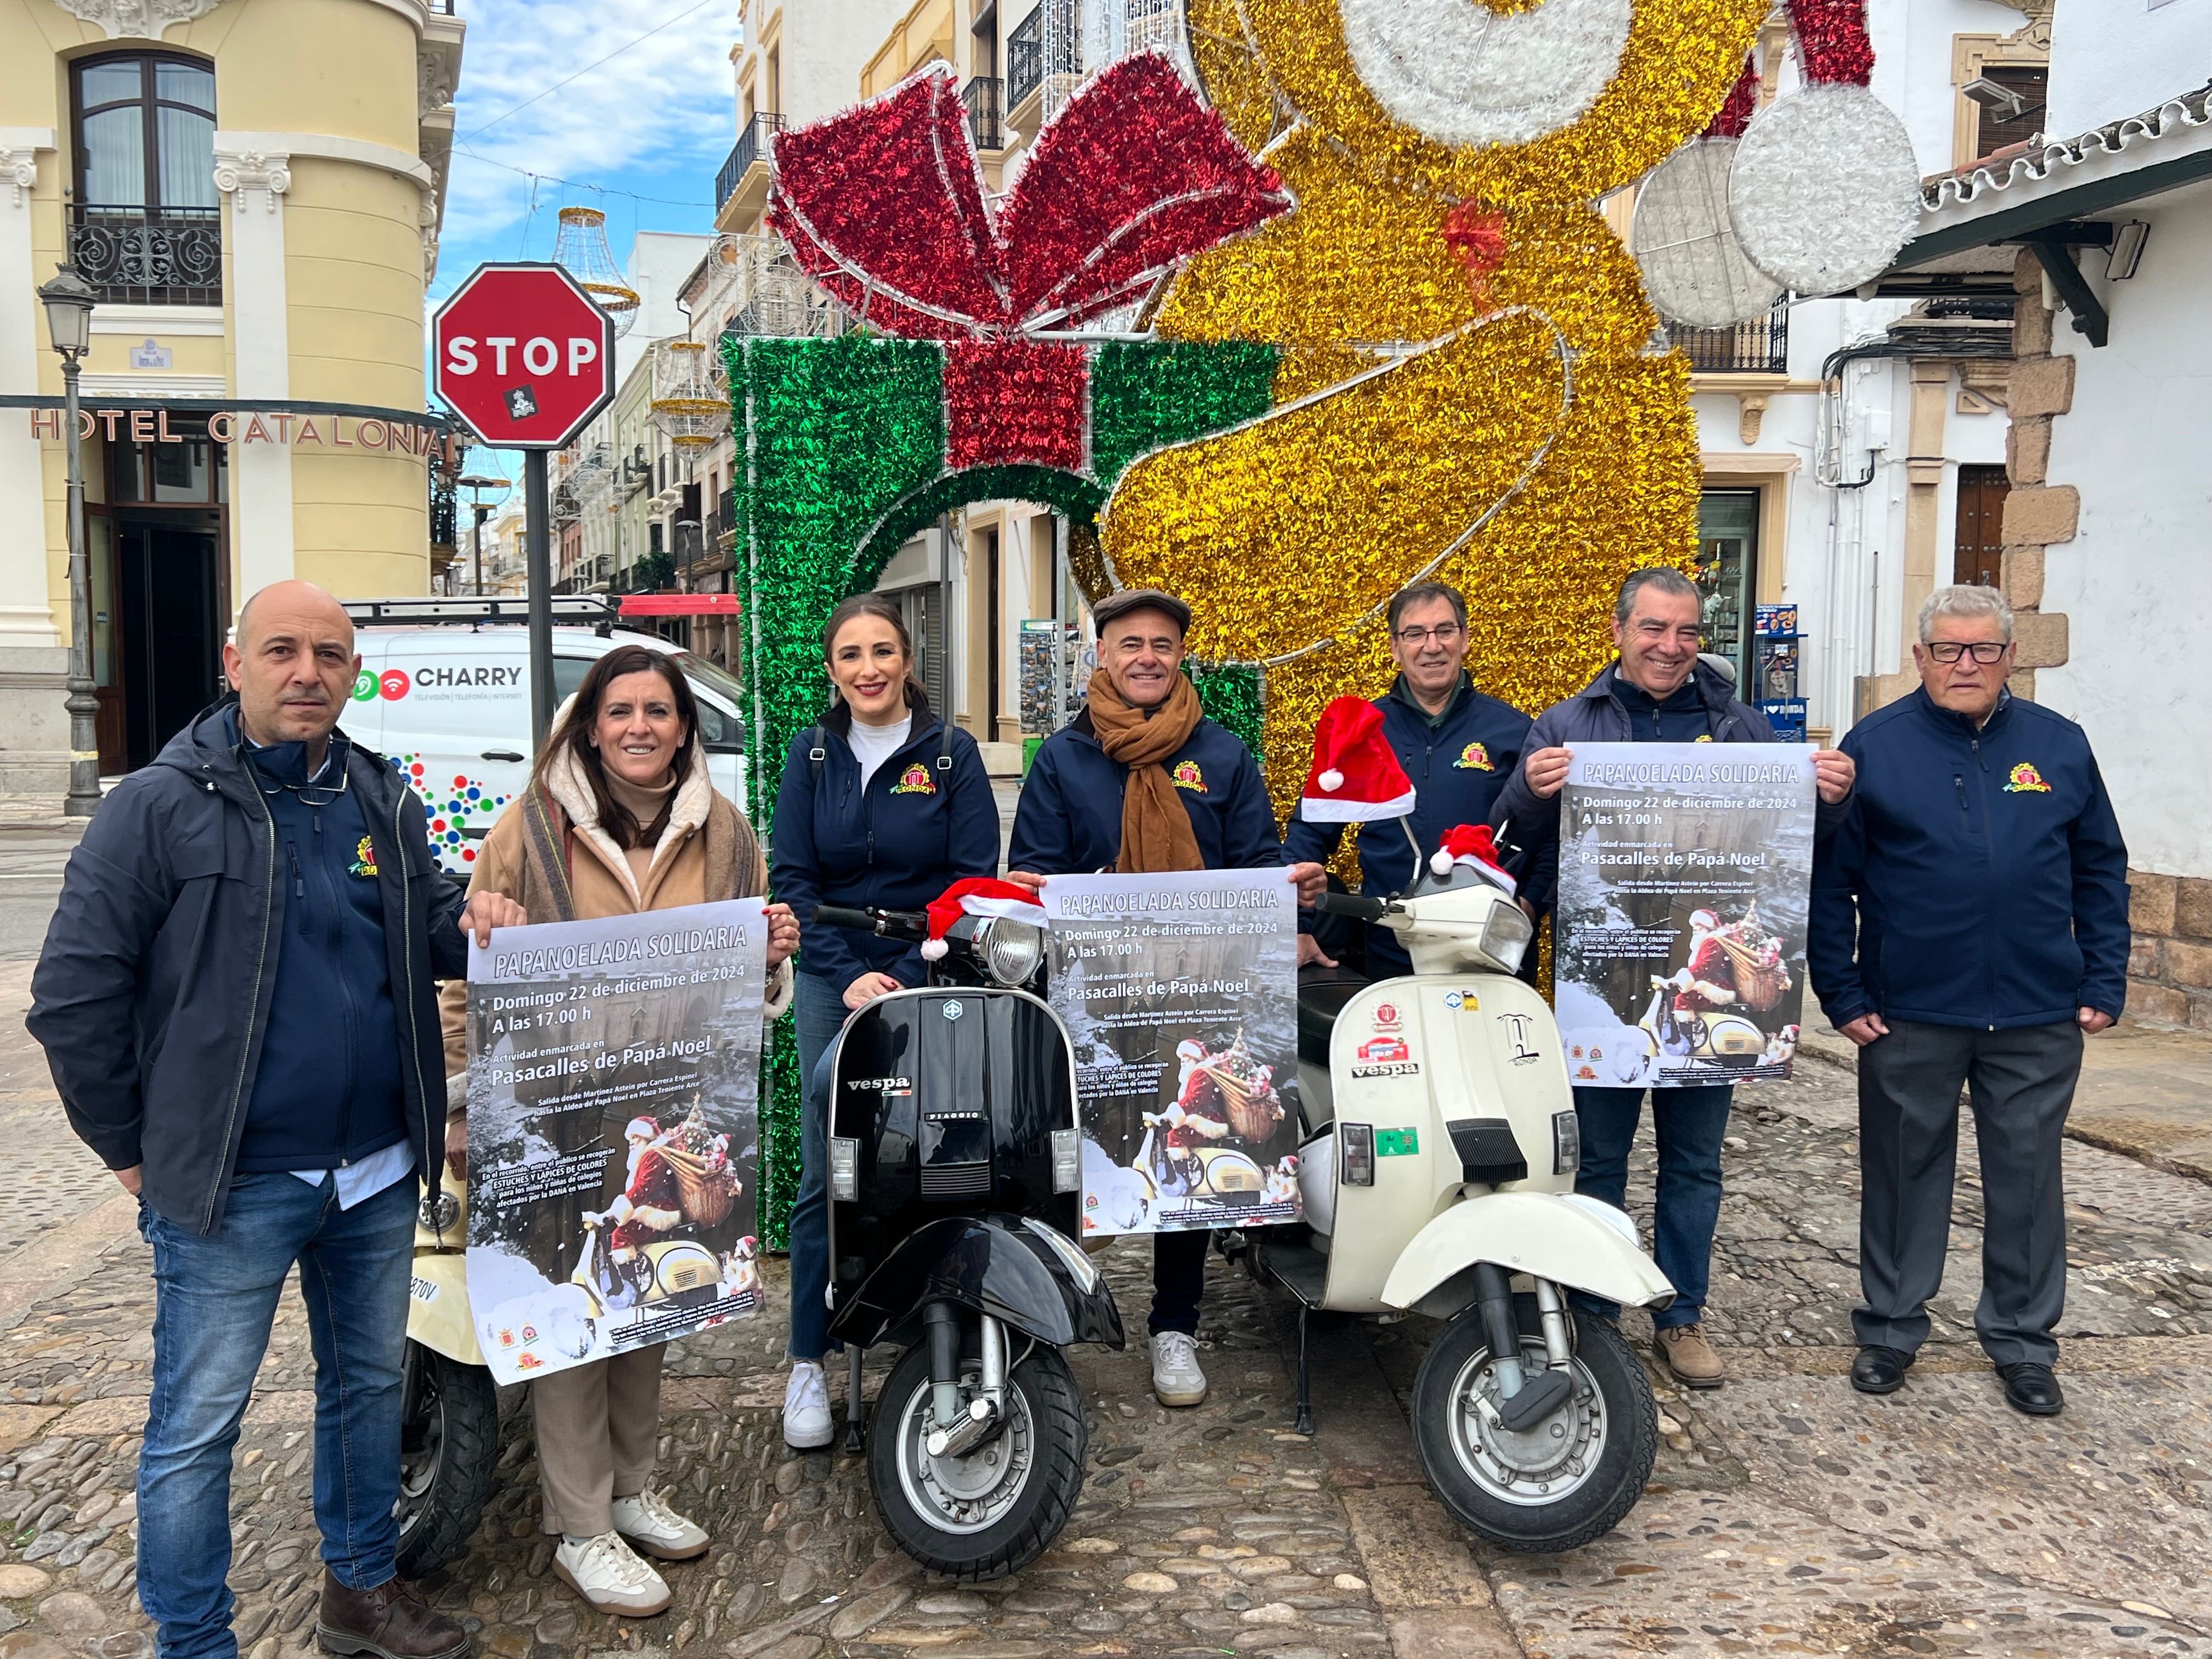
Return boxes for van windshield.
[673,653,747,752]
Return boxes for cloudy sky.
[433,0,740,300]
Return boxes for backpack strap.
[806,726,827,787]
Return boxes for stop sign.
[432,262,616,449]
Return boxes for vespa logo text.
[846,1076,912,1092]
[1496,1012,1541,1065]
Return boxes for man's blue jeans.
[788,970,846,1363]
[1570,1084,1734,1330]
[137,1171,415,1659]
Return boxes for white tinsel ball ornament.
[1630,138,1783,328]
[1336,0,1632,149]
[1728,80,1922,295]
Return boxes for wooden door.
[1954,464,2009,588]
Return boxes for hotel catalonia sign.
[29,407,444,454]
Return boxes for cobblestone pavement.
[0,1044,2207,1659]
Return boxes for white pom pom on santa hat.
[1430,847,1455,876]
[1318,769,1344,793]
[921,938,949,961]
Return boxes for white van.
[340,598,749,874]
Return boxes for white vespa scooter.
[1255,833,1675,1554]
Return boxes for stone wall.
[2128,873,2212,1030]
[2000,249,2074,701]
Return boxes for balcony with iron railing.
[964,77,1004,152]
[68,205,221,305]
[1005,0,1077,119]
[714,112,787,231]
[1672,299,1791,376]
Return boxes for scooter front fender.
[1380,1192,1675,1314]
[829,1216,1126,1352]
[408,1252,486,1366]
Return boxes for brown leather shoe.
[1654,1323,1725,1389]
[317,1571,471,1659]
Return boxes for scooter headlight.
[977,917,1045,986]
[1478,900,1532,975]
[830,1136,860,1203]
[1023,1217,1099,1294]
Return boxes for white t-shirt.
[847,714,912,794]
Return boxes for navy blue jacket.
[1489,660,1810,911]
[29,700,467,1234]
[238,724,408,1173]
[1284,674,1533,973]
[1809,689,2129,1029]
[770,697,1000,990]
[1009,707,1284,874]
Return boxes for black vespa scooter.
[812,902,1124,1579]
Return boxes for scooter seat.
[1297,969,1369,1069]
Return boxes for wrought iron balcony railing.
[964,78,1004,151]
[715,112,787,212]
[68,205,221,304]
[1672,298,1791,376]
[1006,0,1077,111]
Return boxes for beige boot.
[1655,1323,1725,1389]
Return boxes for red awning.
[619,594,742,617]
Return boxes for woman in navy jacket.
[768,592,1000,1449]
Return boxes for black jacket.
[1809,689,2129,1029]
[769,697,1000,990]
[28,701,468,1234]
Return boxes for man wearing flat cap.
[1008,589,1324,1408]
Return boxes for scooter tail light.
[1340,1122,1375,1187]
[830,1136,860,1202]
[1552,1110,1580,1175]
[1049,1127,1080,1193]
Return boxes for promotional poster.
[1554,743,1816,1088]
[1042,870,1301,1236]
[463,900,769,1385]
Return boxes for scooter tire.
[1411,1302,1657,1555]
[867,1341,1087,1581]
[394,1344,501,1579]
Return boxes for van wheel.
[1412,1300,1656,1554]
[394,1343,500,1578]
[868,1340,1086,1580]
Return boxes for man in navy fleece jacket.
[1810,584,2129,1419]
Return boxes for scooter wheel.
[394,1342,501,1578]
[867,1341,1087,1581]
[1410,1300,1657,1554]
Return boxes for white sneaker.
[553,1531,670,1617]
[612,1486,709,1561]
[1152,1331,1209,1407]
[783,1359,834,1448]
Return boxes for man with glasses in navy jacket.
[1810,584,2129,1418]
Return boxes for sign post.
[432,263,616,749]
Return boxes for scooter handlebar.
[1312,891,1390,923]
[811,904,928,941]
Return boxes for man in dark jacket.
[1008,589,1323,1409]
[1284,580,1538,978]
[1489,567,1856,1391]
[29,582,522,1659]
[1810,584,2128,1418]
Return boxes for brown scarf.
[1086,667,1205,873]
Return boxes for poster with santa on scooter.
[1041,869,1302,1236]
[461,900,769,1386]
[1554,744,1816,1087]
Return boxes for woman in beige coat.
[440,644,797,1616]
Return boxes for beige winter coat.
[438,729,791,1077]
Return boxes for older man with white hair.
[1810,584,2130,1418]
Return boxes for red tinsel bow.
[766,52,1291,340]
[1785,0,1876,86]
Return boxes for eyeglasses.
[1925,640,2011,665]
[1395,624,1464,647]
[246,743,351,806]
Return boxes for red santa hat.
[1429,824,1517,896]
[921,877,1049,961]
[624,1116,660,1141]
[1300,697,1415,823]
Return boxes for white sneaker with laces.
[783,1359,834,1448]
[612,1486,709,1561]
[1151,1330,1209,1407]
[553,1531,670,1617]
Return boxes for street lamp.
[38,262,99,818]
[458,471,510,596]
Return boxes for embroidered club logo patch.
[2005,762,2052,793]
[1171,760,1206,792]
[1453,741,1494,771]
[349,835,378,878]
[891,763,936,795]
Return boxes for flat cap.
[1091,588,1192,635]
